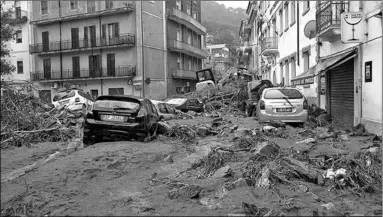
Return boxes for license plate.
[101,115,126,122]
[276,108,292,112]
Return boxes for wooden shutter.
[90,25,96,47]
[89,55,94,77]
[102,24,107,45]
[84,26,88,47]
[107,53,115,76]
[114,22,119,37]
[72,56,80,78]
[71,28,79,48]
[43,59,51,79]
[42,31,49,52]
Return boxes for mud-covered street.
[1,115,382,216]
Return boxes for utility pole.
[141,1,145,98]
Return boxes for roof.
[207,44,227,49]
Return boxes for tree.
[1,0,15,76]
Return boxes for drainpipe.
[297,1,300,66]
[316,2,321,108]
[141,1,145,98]
[99,16,103,95]
[357,1,364,125]
[163,1,167,98]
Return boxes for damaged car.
[52,88,94,113]
[151,100,179,121]
[165,98,204,113]
[83,95,160,144]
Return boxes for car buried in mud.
[83,95,160,144]
[52,88,94,113]
[254,87,309,126]
[165,98,204,113]
[150,100,179,121]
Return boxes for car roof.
[96,95,144,102]
[150,100,166,105]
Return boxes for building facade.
[242,1,382,135]
[1,1,32,85]
[28,0,206,102]
[205,44,234,75]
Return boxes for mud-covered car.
[83,95,160,144]
[151,100,179,121]
[165,98,204,113]
[52,89,94,113]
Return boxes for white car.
[151,100,178,121]
[52,89,94,113]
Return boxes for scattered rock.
[212,165,232,178]
[242,202,270,216]
[197,127,210,137]
[318,132,337,139]
[262,125,276,132]
[340,134,350,141]
[67,138,84,154]
[268,120,286,128]
[264,209,286,217]
[163,155,173,163]
[187,111,197,116]
[233,178,247,188]
[317,172,325,185]
[236,127,251,136]
[316,127,329,134]
[168,185,202,199]
[307,192,321,202]
[253,142,280,158]
[324,168,346,179]
[321,203,335,211]
[230,125,239,132]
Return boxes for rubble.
[168,185,202,199]
[1,82,84,148]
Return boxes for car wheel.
[83,136,94,146]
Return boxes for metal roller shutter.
[328,59,354,128]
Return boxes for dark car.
[165,98,204,113]
[83,95,160,144]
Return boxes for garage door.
[328,59,354,128]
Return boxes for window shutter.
[114,23,119,37]
[102,24,107,38]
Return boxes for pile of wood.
[1,82,83,148]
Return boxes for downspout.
[141,1,145,98]
[99,16,103,95]
[357,1,364,124]
[163,1,168,98]
[59,1,63,88]
[297,1,300,66]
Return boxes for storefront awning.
[291,49,356,86]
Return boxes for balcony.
[261,37,278,56]
[316,2,349,42]
[30,1,134,25]
[30,34,135,54]
[172,69,197,80]
[168,40,207,59]
[31,66,136,82]
[10,9,28,25]
[167,7,206,35]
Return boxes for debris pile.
[1,82,84,148]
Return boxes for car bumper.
[258,110,308,123]
[84,119,149,138]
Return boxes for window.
[16,30,22,43]
[291,1,296,24]
[280,63,283,85]
[186,5,191,15]
[87,0,95,12]
[17,61,23,74]
[272,18,277,36]
[291,57,296,79]
[187,31,191,44]
[192,11,197,19]
[107,53,115,76]
[303,50,310,72]
[71,28,79,48]
[176,0,181,10]
[284,3,289,30]
[105,0,114,9]
[70,1,78,10]
[303,1,310,14]
[15,6,21,19]
[176,28,181,41]
[90,90,99,99]
[279,10,283,36]
[72,56,80,78]
[188,60,192,70]
[108,88,124,96]
[177,55,182,69]
[41,1,48,15]
[285,60,290,86]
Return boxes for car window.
[264,89,303,99]
[53,90,75,101]
[165,104,176,114]
[94,99,140,110]
[78,91,94,101]
[158,103,168,113]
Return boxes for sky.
[215,1,249,9]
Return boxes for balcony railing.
[30,34,135,54]
[261,37,278,55]
[167,7,206,35]
[31,66,136,81]
[172,69,197,80]
[30,1,134,25]
[316,2,349,37]
[10,9,28,25]
[168,40,207,58]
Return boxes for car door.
[144,100,159,129]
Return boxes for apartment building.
[238,19,253,70]
[1,1,31,85]
[166,0,207,94]
[205,44,234,75]
[242,1,382,135]
[29,0,206,102]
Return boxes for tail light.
[259,100,265,110]
[303,99,309,110]
[75,97,80,102]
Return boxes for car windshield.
[166,98,187,105]
[94,99,140,110]
[53,90,75,101]
[264,89,303,99]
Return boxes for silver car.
[255,87,308,124]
